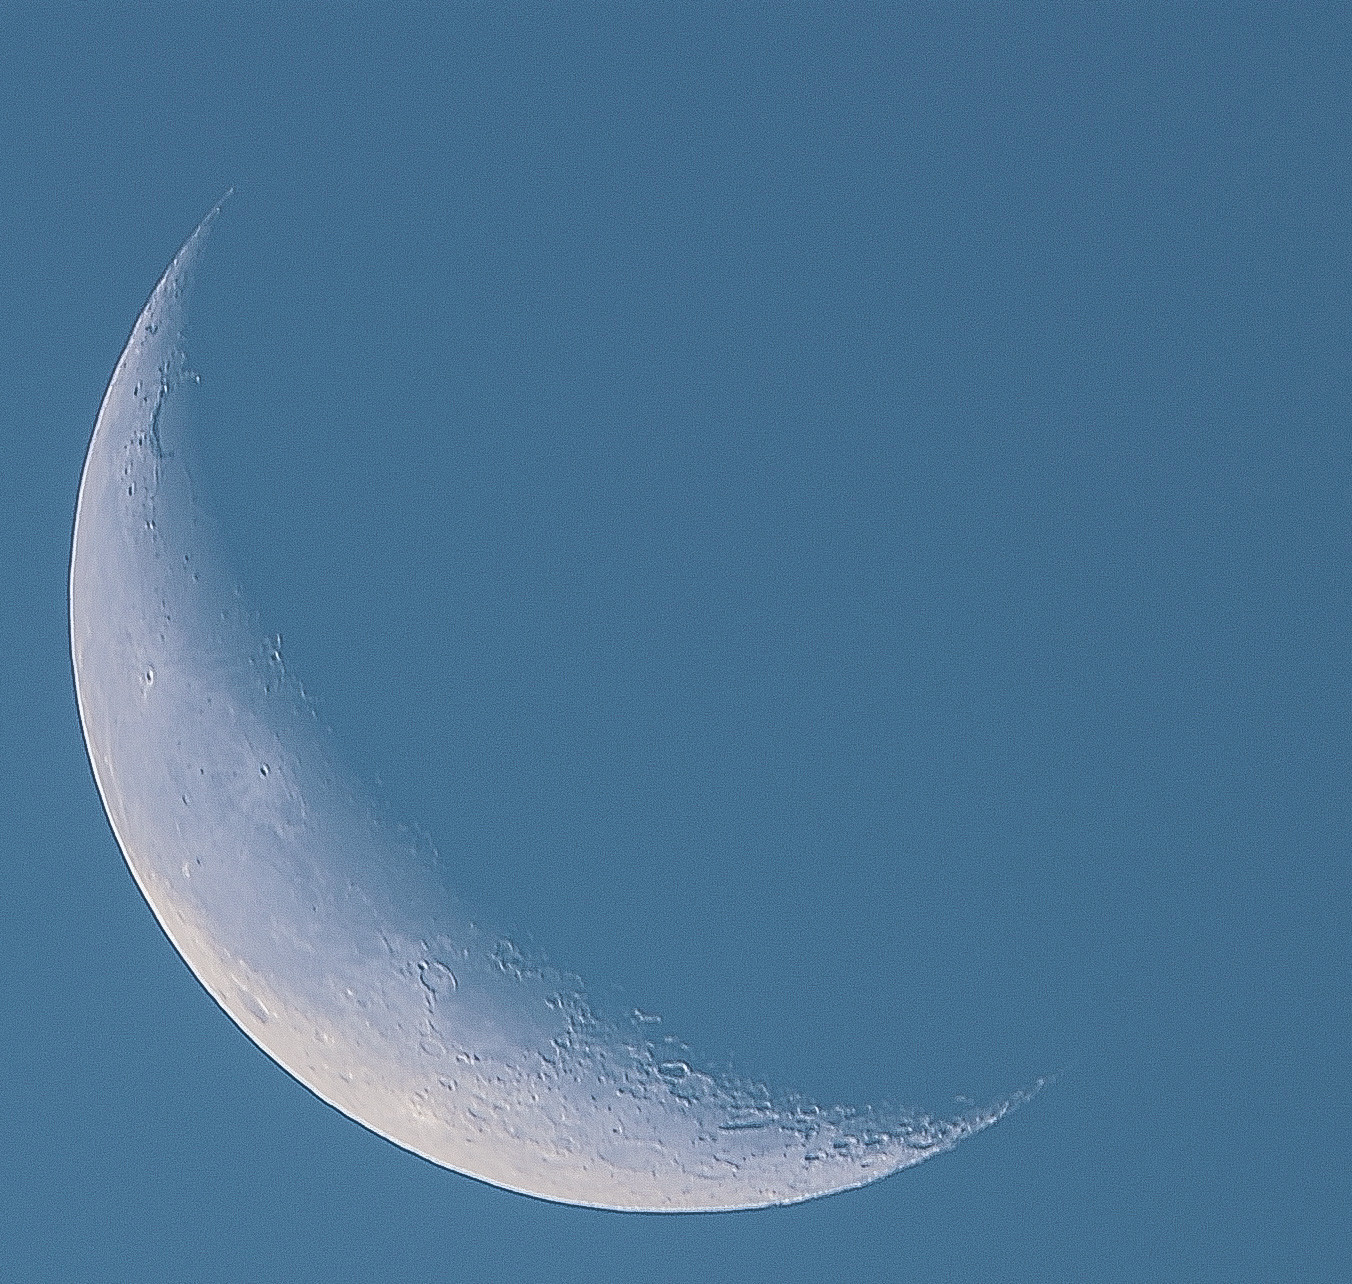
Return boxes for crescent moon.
[70,202,1035,1212]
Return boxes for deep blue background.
[2,5,1348,1280]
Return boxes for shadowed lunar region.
[69,203,1038,1211]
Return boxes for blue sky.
[2,5,1348,1280]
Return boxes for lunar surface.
[70,202,1035,1211]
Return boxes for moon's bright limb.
[70,203,1035,1212]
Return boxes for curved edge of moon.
[69,199,1041,1212]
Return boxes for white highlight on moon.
[70,202,1037,1212]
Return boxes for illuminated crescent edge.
[69,200,1037,1212]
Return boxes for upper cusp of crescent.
[70,202,227,828]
